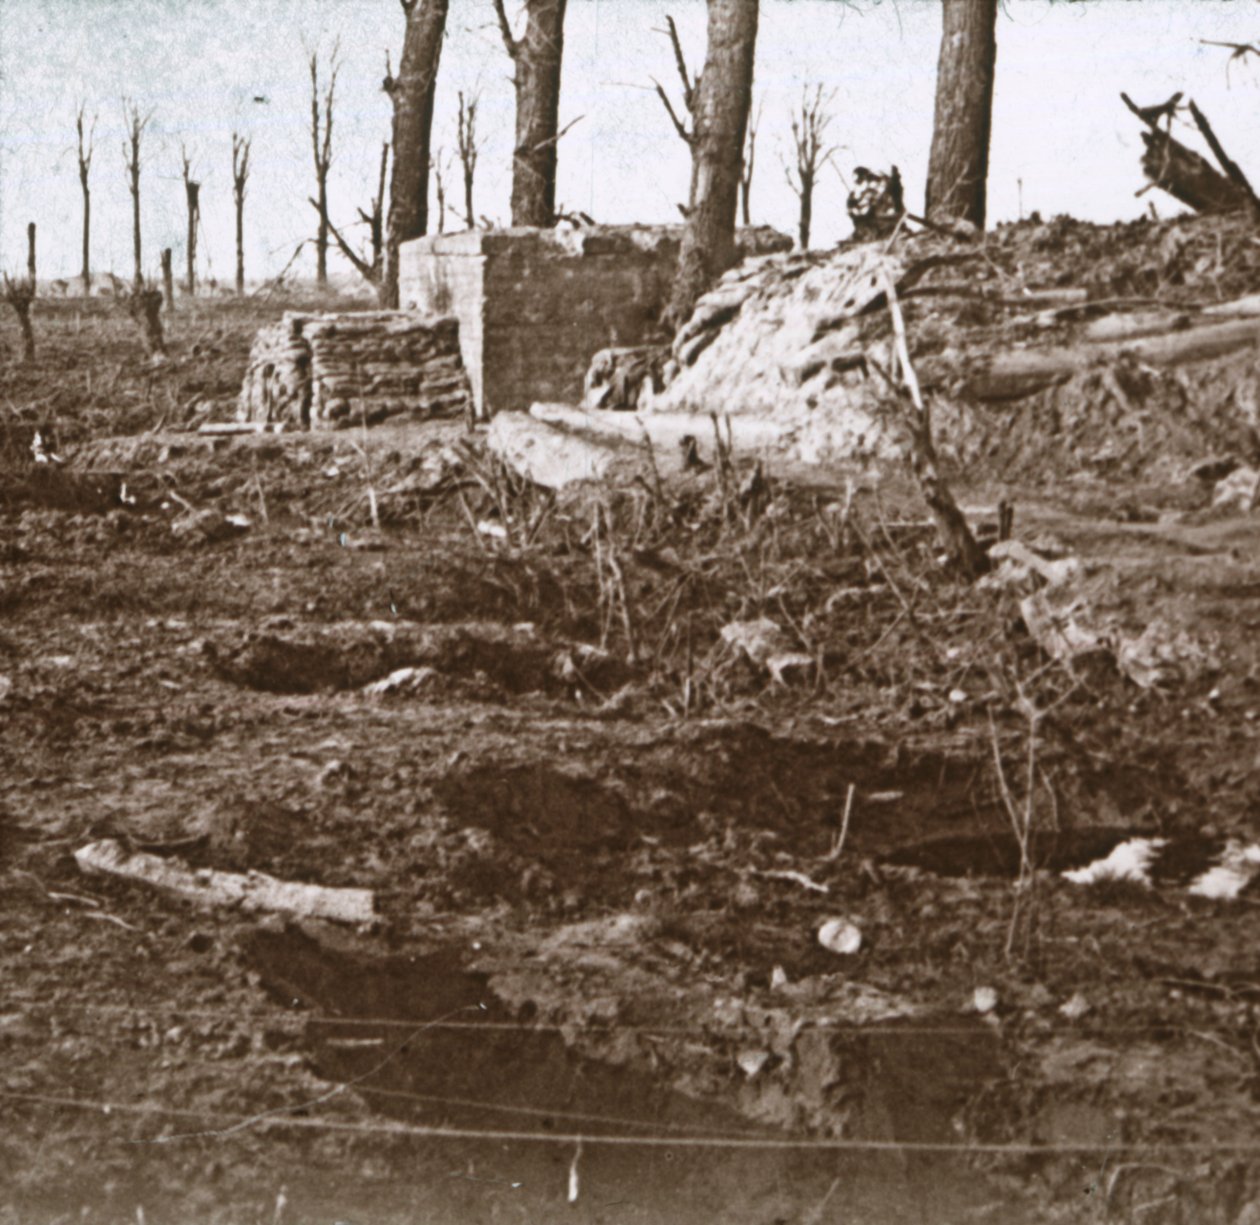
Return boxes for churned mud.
[4,236,1260,1225]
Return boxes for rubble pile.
[645,212,1260,481]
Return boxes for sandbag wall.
[238,311,471,429]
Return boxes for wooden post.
[26,223,36,285]
[161,248,174,312]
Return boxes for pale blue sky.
[3,0,1260,282]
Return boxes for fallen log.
[933,315,1260,401]
[74,838,376,924]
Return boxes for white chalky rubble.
[1061,837,1167,887]
[1061,836,1260,900]
[1187,841,1260,901]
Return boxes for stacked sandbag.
[238,311,471,429]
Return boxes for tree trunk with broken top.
[666,0,759,330]
[493,0,569,228]
[383,0,448,308]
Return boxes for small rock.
[770,964,789,991]
[817,917,862,956]
[972,986,998,1015]
[316,759,352,788]
[1059,992,1091,1021]
[736,1049,771,1079]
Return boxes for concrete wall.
[399,225,790,419]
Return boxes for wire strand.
[17,1000,1241,1039]
[2,1090,1249,1155]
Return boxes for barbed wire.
[15,998,1252,1039]
[2,1089,1251,1155]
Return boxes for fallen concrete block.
[486,412,627,489]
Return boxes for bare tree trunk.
[382,0,448,308]
[26,223,36,284]
[181,147,200,296]
[309,47,341,289]
[122,101,150,287]
[370,142,388,273]
[457,91,479,228]
[161,248,174,312]
[433,151,449,233]
[798,174,813,249]
[925,0,998,229]
[786,86,834,250]
[232,133,252,295]
[77,105,95,292]
[493,0,569,228]
[666,0,759,331]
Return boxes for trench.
[244,928,1009,1225]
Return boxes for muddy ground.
[4,241,1260,1225]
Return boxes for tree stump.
[3,276,36,362]
[127,285,166,356]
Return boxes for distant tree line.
[52,0,999,333]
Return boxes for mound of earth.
[644,211,1260,484]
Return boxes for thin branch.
[661,16,693,112]
[308,198,376,282]
[1199,37,1260,62]
[490,0,519,58]
[529,114,584,153]
[652,79,692,145]
[1187,98,1260,214]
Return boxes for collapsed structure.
[236,224,790,429]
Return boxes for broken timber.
[74,838,376,924]
[928,313,1260,401]
[1121,92,1254,215]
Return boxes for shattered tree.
[1121,92,1257,216]
[382,0,449,308]
[492,0,570,228]
[925,0,998,228]
[309,46,340,289]
[666,0,760,329]
[76,104,95,292]
[232,133,251,295]
[121,100,150,286]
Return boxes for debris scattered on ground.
[1058,992,1092,1021]
[1212,464,1260,512]
[816,917,863,955]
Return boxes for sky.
[4,0,1260,284]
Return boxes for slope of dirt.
[651,210,1260,485]
[4,231,1260,1225]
